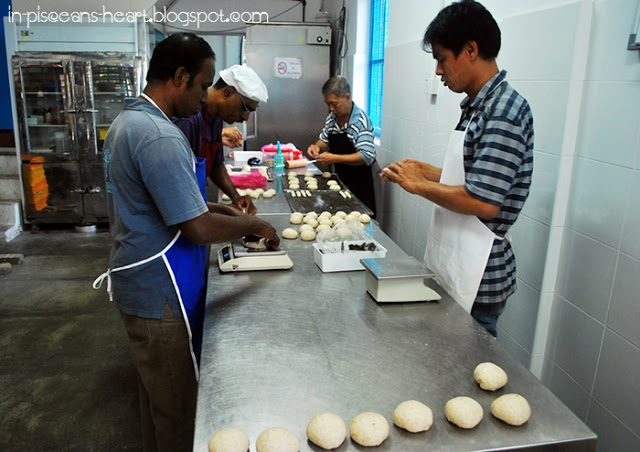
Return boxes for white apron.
[425,121,507,313]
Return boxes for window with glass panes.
[368,0,389,137]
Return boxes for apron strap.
[92,230,183,300]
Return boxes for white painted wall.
[352,1,640,450]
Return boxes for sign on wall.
[274,57,302,79]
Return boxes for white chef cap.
[219,65,269,103]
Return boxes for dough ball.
[329,185,341,191]
[316,224,331,233]
[303,218,319,228]
[299,224,314,233]
[336,227,352,239]
[221,193,231,201]
[208,427,250,452]
[263,189,276,198]
[359,214,371,223]
[306,412,346,450]
[305,211,318,218]
[491,394,531,426]
[322,172,332,178]
[255,188,265,195]
[256,427,299,452]
[445,396,483,429]
[332,217,345,227]
[349,412,389,447]
[334,211,347,218]
[319,218,333,227]
[282,228,298,239]
[236,189,246,197]
[304,171,314,177]
[327,180,338,186]
[307,184,318,190]
[249,190,261,199]
[287,171,297,177]
[300,230,316,241]
[241,164,251,173]
[289,183,300,190]
[474,362,508,391]
[393,400,433,433]
[319,211,332,219]
[289,213,303,225]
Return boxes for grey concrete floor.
[0,227,142,451]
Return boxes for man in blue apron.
[307,76,377,216]
[382,1,534,337]
[173,65,269,213]
[94,33,280,452]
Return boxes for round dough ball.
[445,396,483,429]
[359,214,371,223]
[319,211,332,219]
[256,427,299,452]
[287,171,297,177]
[306,412,346,450]
[282,228,298,239]
[334,211,347,218]
[316,224,331,233]
[491,394,531,426]
[303,217,319,228]
[300,230,316,241]
[221,193,231,201]
[319,218,333,227]
[474,362,508,391]
[241,164,251,173]
[263,189,276,198]
[349,412,389,447]
[249,190,261,199]
[322,172,332,178]
[305,211,318,218]
[329,185,341,191]
[304,171,314,177]
[307,185,318,190]
[289,213,303,225]
[289,184,300,190]
[327,180,338,186]
[208,427,250,452]
[299,224,314,233]
[393,400,433,433]
[255,188,265,195]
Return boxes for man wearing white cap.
[174,64,269,215]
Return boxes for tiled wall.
[372,0,640,450]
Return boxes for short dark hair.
[213,77,228,90]
[422,0,500,60]
[322,75,351,97]
[146,32,215,86]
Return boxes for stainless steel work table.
[194,214,596,451]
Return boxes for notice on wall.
[274,57,302,79]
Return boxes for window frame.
[367,0,389,137]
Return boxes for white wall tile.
[586,399,640,452]
[545,295,604,390]
[585,0,640,82]
[521,151,559,226]
[566,158,632,249]
[593,329,640,434]
[515,81,569,156]
[499,280,540,352]
[577,82,640,168]
[510,215,550,290]
[540,356,591,420]
[498,2,580,80]
[607,253,640,348]
[620,171,640,259]
[556,229,617,321]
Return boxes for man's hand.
[314,151,335,165]
[233,195,257,215]
[307,143,321,159]
[222,127,243,148]
[380,160,429,195]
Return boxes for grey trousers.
[120,303,197,452]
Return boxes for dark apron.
[329,132,376,216]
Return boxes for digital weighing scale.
[360,256,441,302]
[217,242,293,272]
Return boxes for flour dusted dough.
[491,394,531,426]
[474,362,508,391]
[349,412,389,447]
[306,412,346,450]
[322,172,332,178]
[256,427,299,452]
[445,396,483,429]
[393,400,433,433]
[359,214,371,223]
[289,213,303,224]
[208,427,250,452]
[282,228,298,239]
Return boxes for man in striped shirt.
[382,0,533,336]
[307,76,377,216]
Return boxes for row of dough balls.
[283,211,372,241]
[287,171,340,191]
[221,188,277,201]
[208,362,529,452]
[225,164,268,177]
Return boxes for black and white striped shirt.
[457,70,534,303]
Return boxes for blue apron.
[94,156,209,380]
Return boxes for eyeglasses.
[236,91,254,113]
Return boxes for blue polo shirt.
[104,98,209,318]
